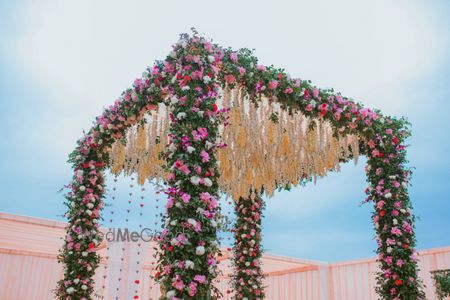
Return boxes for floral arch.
[57,32,424,300]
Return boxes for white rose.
[245,262,250,267]
[74,278,80,284]
[168,143,177,152]
[210,220,217,228]
[185,260,195,269]
[81,285,88,290]
[166,290,176,297]
[177,112,187,120]
[402,182,408,188]
[86,210,92,216]
[196,246,205,255]
[186,146,195,153]
[203,178,213,187]
[208,265,215,273]
[170,220,177,226]
[190,176,201,185]
[197,110,204,117]
[389,175,396,180]
[170,238,178,245]
[393,219,398,225]
[181,86,190,91]
[387,247,393,253]
[187,219,197,226]
[79,186,86,192]
[82,251,88,257]
[400,209,406,214]
[66,287,75,294]
[76,170,84,177]
[203,76,211,83]
[87,203,94,209]
[207,55,215,63]
[384,193,392,199]
[170,96,179,104]
[175,202,182,208]
[205,141,214,149]
[375,222,379,229]
[87,265,92,271]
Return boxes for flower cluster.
[58,31,423,300]
[232,194,265,300]
[214,45,424,300]
[55,39,179,300]
[365,125,426,299]
[153,34,228,299]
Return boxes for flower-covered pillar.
[156,36,224,299]
[365,121,425,299]
[232,193,265,300]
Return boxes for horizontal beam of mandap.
[57,32,425,300]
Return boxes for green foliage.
[432,270,450,300]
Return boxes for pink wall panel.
[1,212,449,299]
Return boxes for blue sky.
[0,0,449,262]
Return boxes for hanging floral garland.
[57,31,424,300]
[232,193,265,300]
[215,46,425,300]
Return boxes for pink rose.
[194,275,206,284]
[224,74,236,84]
[268,80,279,90]
[200,150,210,163]
[230,52,238,63]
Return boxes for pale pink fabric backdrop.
[1,212,449,300]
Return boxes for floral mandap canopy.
[57,32,424,300]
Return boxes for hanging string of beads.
[99,174,119,299]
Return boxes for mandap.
[57,32,425,300]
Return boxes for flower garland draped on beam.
[57,32,424,300]
[109,91,360,200]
